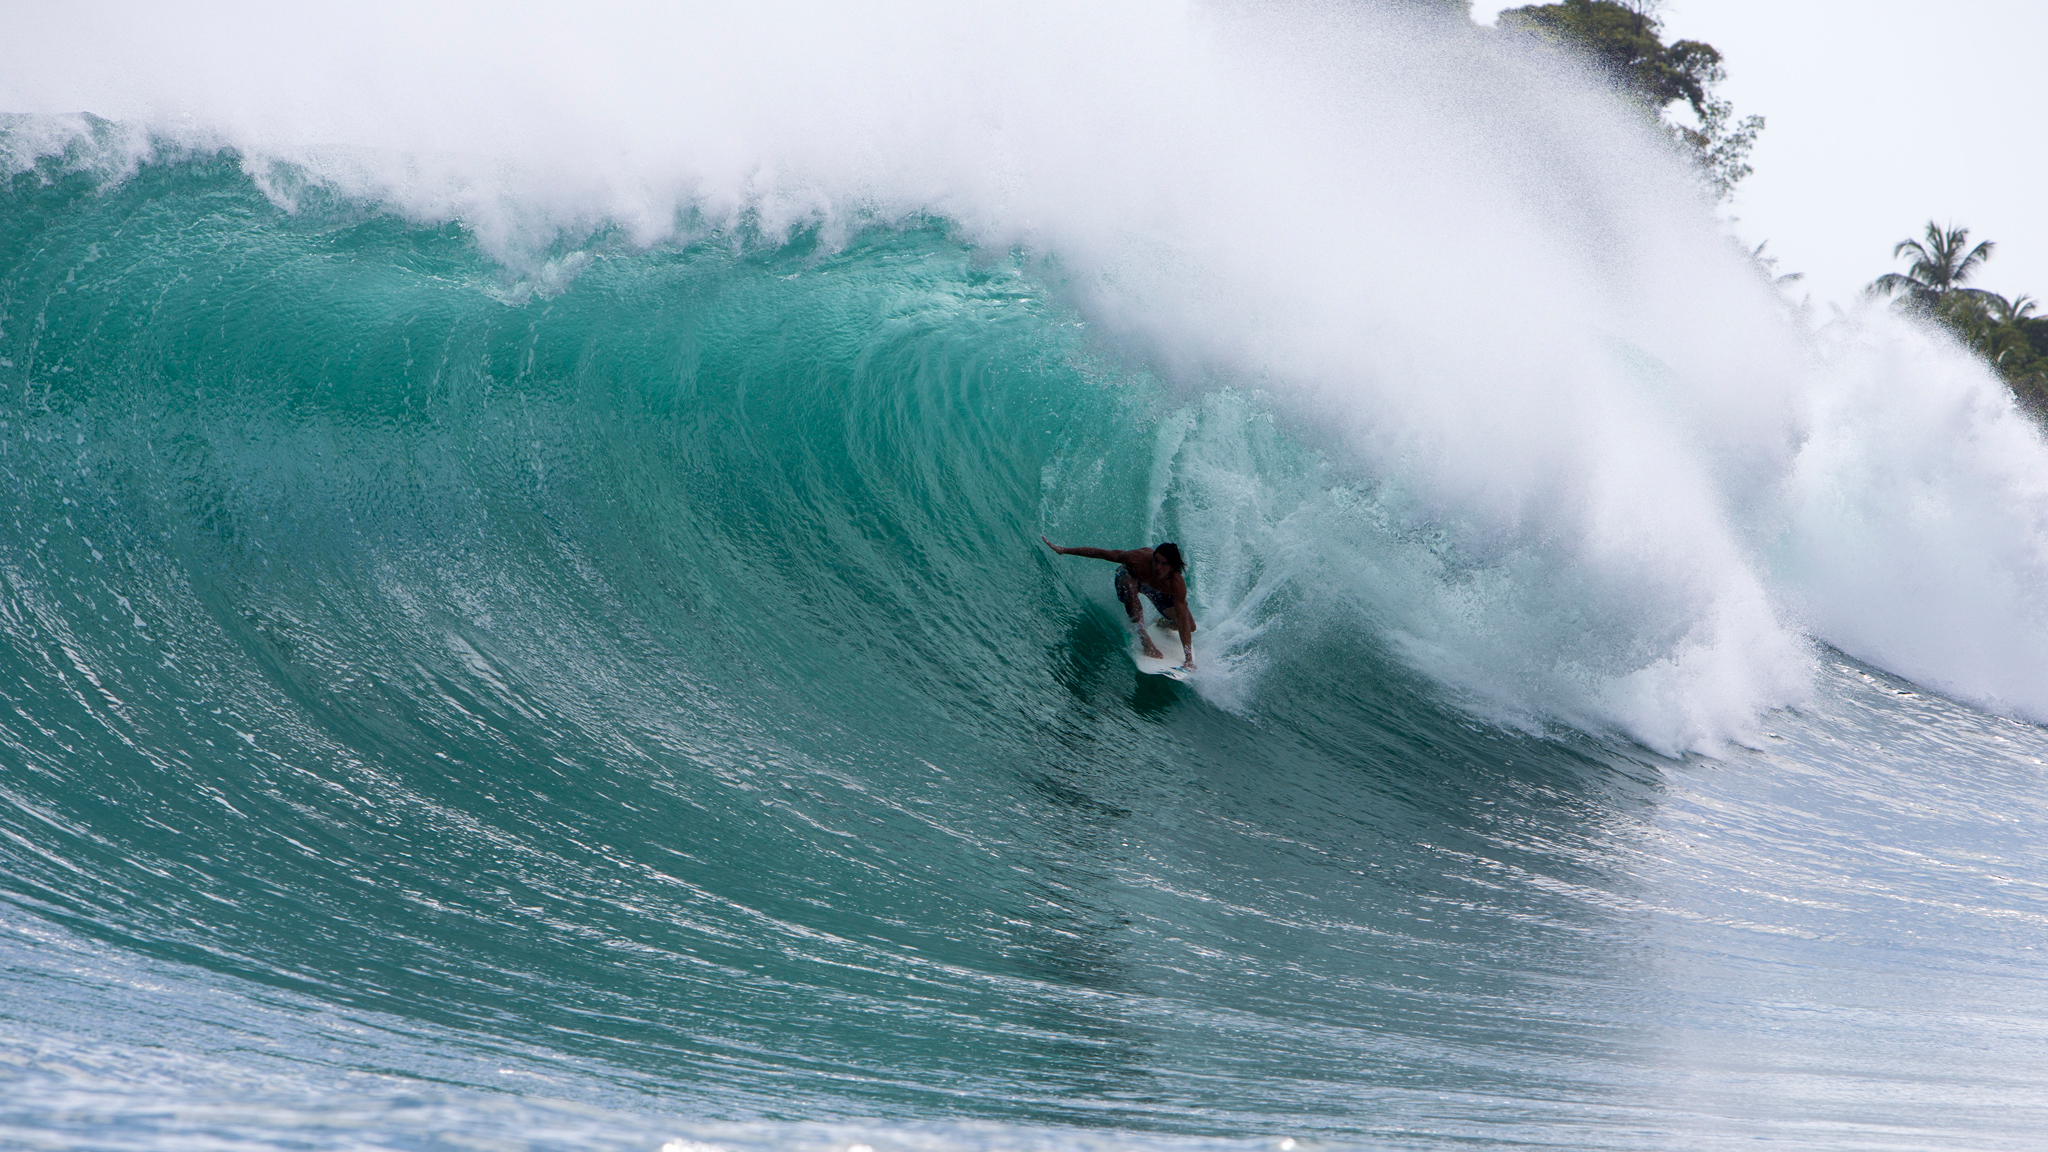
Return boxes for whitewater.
[1,1,2044,1149]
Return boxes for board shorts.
[1115,568,1177,617]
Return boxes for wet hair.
[1154,542,1185,572]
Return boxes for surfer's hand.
[1040,535,1063,554]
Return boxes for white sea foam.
[7,0,2047,752]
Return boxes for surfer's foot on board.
[1138,633,1165,659]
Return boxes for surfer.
[1041,536,1196,671]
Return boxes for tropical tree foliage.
[1870,222,1997,312]
[1942,293,2048,414]
[1497,0,1763,199]
[1873,223,2048,414]
[1404,0,1476,20]
[1746,240,1804,291]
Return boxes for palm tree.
[1869,221,1996,310]
[1747,240,1805,290]
[1989,293,2038,325]
[1969,294,2042,375]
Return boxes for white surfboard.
[1133,616,1194,680]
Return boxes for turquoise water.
[2,140,2046,1150]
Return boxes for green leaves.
[1872,222,2048,412]
[1870,222,1998,312]
[1499,1,1719,117]
[1497,0,1761,200]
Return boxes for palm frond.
[1956,240,1996,281]
[1887,221,1998,296]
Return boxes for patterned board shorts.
[1115,568,1177,617]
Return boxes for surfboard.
[1133,616,1194,680]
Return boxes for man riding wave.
[1041,536,1196,672]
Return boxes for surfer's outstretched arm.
[1040,537,1141,565]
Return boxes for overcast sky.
[1474,0,2047,309]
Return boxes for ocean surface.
[3,4,2046,1150]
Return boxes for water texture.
[2,4,2046,1149]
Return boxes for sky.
[1473,0,2048,309]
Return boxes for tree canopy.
[1500,0,1716,117]
[1869,222,1997,312]
[1497,0,1762,199]
[1873,222,2048,414]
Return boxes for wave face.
[14,0,2048,748]
[3,4,2048,1150]
[0,148,1667,1133]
